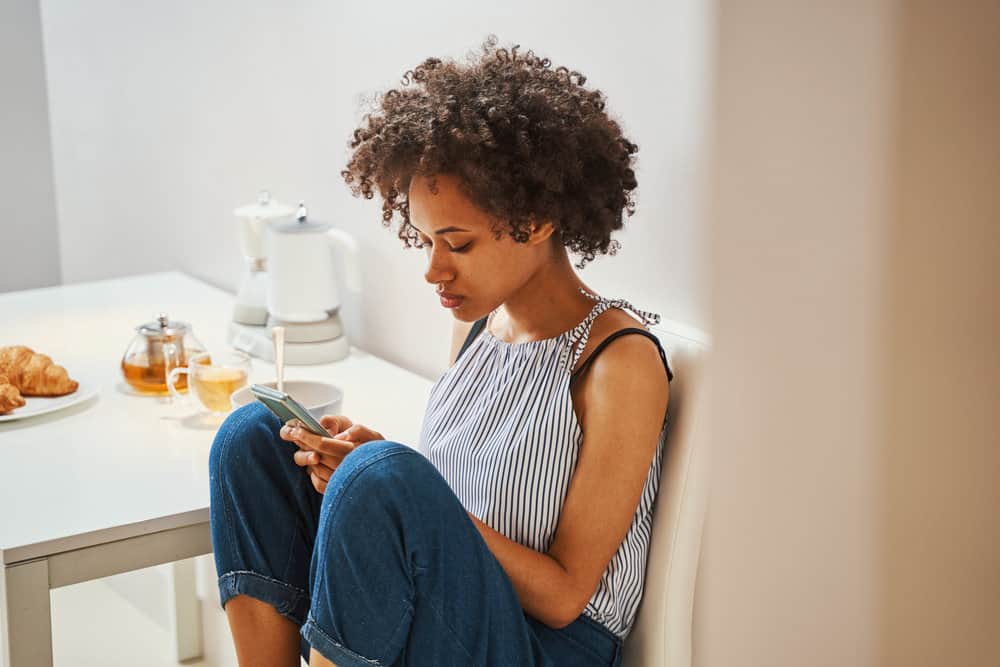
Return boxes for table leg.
[1,559,53,667]
[168,558,203,663]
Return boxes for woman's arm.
[469,333,669,628]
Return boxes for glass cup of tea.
[167,350,251,413]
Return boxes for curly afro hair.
[341,36,639,269]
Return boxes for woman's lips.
[438,292,464,308]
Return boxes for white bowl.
[230,380,344,422]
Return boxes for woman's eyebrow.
[434,226,470,235]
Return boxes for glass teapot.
[121,313,207,395]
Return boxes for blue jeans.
[209,402,623,666]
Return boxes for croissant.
[0,373,26,414]
[0,345,79,397]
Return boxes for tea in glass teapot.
[121,313,207,395]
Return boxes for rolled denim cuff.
[301,617,386,667]
[218,570,311,627]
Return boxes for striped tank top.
[417,289,673,638]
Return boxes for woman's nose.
[423,246,455,285]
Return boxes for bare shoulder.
[572,308,656,374]
[448,318,477,367]
[584,331,668,390]
[571,308,668,422]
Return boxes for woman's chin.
[452,310,481,323]
[450,303,489,323]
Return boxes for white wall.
[0,0,61,293]
[699,2,999,666]
[878,2,999,663]
[39,0,713,379]
[700,2,893,663]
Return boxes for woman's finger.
[310,470,327,495]
[293,449,320,467]
[279,420,342,442]
[285,427,355,457]
[320,414,353,435]
[292,441,346,469]
[335,423,385,444]
[308,462,335,483]
[318,453,345,469]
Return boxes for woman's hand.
[279,416,384,494]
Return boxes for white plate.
[0,378,99,422]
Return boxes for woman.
[209,37,672,667]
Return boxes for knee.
[345,439,412,467]
[340,440,428,484]
[209,402,284,483]
[315,442,458,560]
[323,440,436,509]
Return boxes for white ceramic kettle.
[266,203,361,323]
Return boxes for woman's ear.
[527,218,557,247]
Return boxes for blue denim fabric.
[209,402,623,666]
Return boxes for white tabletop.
[0,272,433,565]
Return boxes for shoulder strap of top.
[567,294,662,370]
[455,317,488,362]
[570,328,674,385]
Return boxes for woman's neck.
[491,249,597,343]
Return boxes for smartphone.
[250,384,328,437]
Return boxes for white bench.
[622,320,710,667]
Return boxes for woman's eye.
[419,240,472,253]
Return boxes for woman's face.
[407,173,554,322]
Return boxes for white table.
[0,272,433,667]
